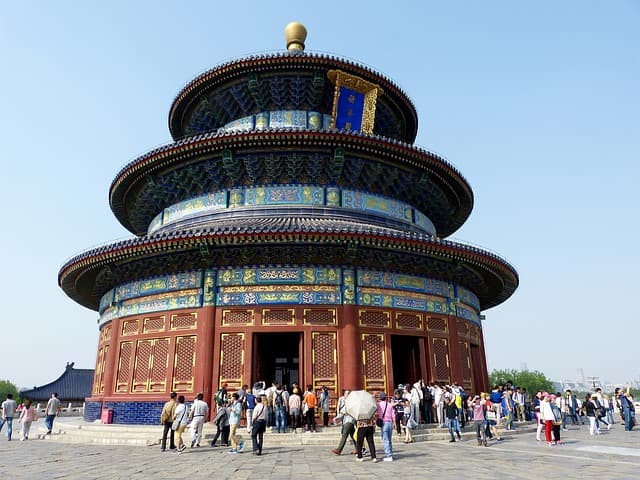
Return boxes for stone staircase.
[42,420,537,447]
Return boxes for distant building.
[20,362,94,403]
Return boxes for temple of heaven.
[59,22,518,424]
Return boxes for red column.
[448,315,462,385]
[339,304,361,391]
[197,306,215,419]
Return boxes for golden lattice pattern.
[459,341,472,388]
[457,319,470,339]
[427,317,448,333]
[174,336,196,383]
[143,316,166,333]
[150,338,170,385]
[432,337,450,383]
[222,310,253,325]
[221,334,244,380]
[470,325,481,343]
[312,333,336,379]
[396,313,423,330]
[304,309,336,325]
[133,340,153,389]
[93,347,105,395]
[262,309,294,325]
[122,319,140,336]
[362,334,385,379]
[116,342,132,393]
[171,313,197,330]
[100,325,111,344]
[359,310,390,327]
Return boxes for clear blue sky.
[1,1,638,389]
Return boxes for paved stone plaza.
[0,423,637,479]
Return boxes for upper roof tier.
[168,51,419,143]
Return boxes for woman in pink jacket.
[18,399,37,441]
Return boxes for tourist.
[484,392,503,442]
[603,394,614,426]
[468,394,486,446]
[302,385,317,432]
[615,386,634,431]
[288,387,301,433]
[584,394,600,436]
[541,394,562,445]
[533,391,544,441]
[214,383,229,407]
[319,386,330,427]
[377,392,394,461]
[513,387,526,422]
[188,392,209,447]
[228,393,245,453]
[273,384,288,433]
[251,395,267,455]
[433,383,445,427]
[392,389,405,436]
[489,385,503,426]
[564,390,580,426]
[244,387,256,434]
[210,404,230,447]
[355,407,377,462]
[422,383,434,424]
[333,389,348,426]
[331,391,356,455]
[444,395,461,443]
[410,380,423,424]
[0,393,18,441]
[44,392,61,435]
[502,388,515,430]
[402,386,415,443]
[172,395,189,454]
[160,392,177,451]
[18,399,37,441]
[265,382,277,430]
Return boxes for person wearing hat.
[376,392,395,461]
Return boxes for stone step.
[43,420,537,446]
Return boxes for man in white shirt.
[45,392,61,435]
[0,393,18,441]
[188,392,209,447]
[433,383,445,427]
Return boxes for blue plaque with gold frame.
[327,70,383,134]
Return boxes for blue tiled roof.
[20,363,93,402]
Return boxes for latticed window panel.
[170,312,197,330]
[456,319,470,339]
[431,337,450,384]
[222,309,254,326]
[303,308,337,326]
[458,341,473,391]
[149,338,170,392]
[143,315,166,333]
[115,342,133,393]
[362,333,386,392]
[220,333,244,388]
[93,346,106,395]
[395,312,423,330]
[427,316,448,333]
[122,319,140,336]
[173,336,196,392]
[100,325,112,344]
[470,325,481,343]
[132,340,153,392]
[312,332,337,387]
[262,308,295,326]
[358,309,390,328]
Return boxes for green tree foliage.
[0,379,20,403]
[489,369,553,394]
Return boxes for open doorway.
[391,335,424,389]
[252,332,301,389]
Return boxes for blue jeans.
[45,414,56,432]
[447,418,460,439]
[380,421,393,457]
[0,417,13,439]
[275,407,287,433]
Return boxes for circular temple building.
[59,23,518,424]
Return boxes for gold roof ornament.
[284,22,307,51]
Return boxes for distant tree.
[489,368,553,394]
[0,379,20,402]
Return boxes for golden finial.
[284,22,307,51]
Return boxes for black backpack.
[274,391,284,408]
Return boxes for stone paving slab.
[0,424,637,479]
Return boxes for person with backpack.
[215,383,228,408]
[422,384,433,424]
[273,384,289,433]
